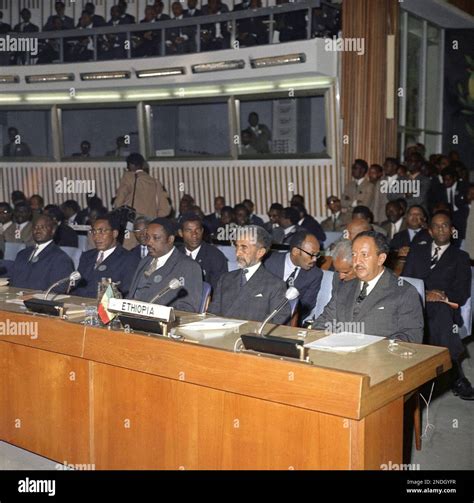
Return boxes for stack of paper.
[304,332,385,353]
[179,318,247,339]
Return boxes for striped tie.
[430,246,441,269]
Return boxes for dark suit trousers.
[426,302,465,361]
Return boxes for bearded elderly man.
[208,225,291,324]
[313,231,424,343]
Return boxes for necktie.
[430,246,441,269]
[332,214,337,231]
[95,251,105,269]
[144,257,158,277]
[353,281,369,317]
[240,268,248,287]
[186,250,192,258]
[448,188,452,205]
[141,246,147,259]
[286,267,299,287]
[391,223,396,239]
[29,244,39,262]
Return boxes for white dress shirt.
[242,262,261,282]
[283,225,296,236]
[99,246,117,261]
[149,246,176,273]
[431,242,450,261]
[283,252,300,282]
[185,245,201,260]
[360,268,385,296]
[30,239,54,260]
[391,218,404,238]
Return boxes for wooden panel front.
[0,342,90,465]
[91,362,351,470]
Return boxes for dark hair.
[14,201,31,211]
[282,207,299,225]
[407,204,428,221]
[352,230,390,255]
[0,202,12,212]
[289,231,315,250]
[220,205,234,214]
[370,164,383,173]
[234,203,249,215]
[353,159,369,173]
[180,213,203,229]
[95,212,121,231]
[291,194,305,205]
[385,157,398,165]
[291,202,307,217]
[352,205,373,223]
[87,195,103,210]
[126,152,145,169]
[269,202,283,212]
[62,199,81,213]
[244,225,271,250]
[441,166,458,179]
[11,190,26,203]
[326,195,340,205]
[44,204,64,223]
[30,194,44,205]
[431,210,452,225]
[149,217,176,237]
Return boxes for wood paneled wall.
[341,0,400,178]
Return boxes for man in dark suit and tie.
[10,215,74,293]
[381,200,407,240]
[314,231,423,343]
[403,211,473,400]
[44,1,74,30]
[128,218,203,312]
[271,207,302,245]
[204,196,226,235]
[390,205,430,254]
[73,214,140,298]
[430,167,469,245]
[291,203,326,244]
[131,216,150,261]
[264,231,322,322]
[321,196,351,232]
[242,199,265,227]
[178,214,227,290]
[209,225,291,323]
[13,8,39,32]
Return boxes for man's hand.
[426,289,447,302]
[398,246,410,257]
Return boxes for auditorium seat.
[200,281,212,314]
[60,246,82,269]
[399,276,425,307]
[216,245,239,271]
[303,269,334,324]
[323,231,343,248]
[4,243,26,261]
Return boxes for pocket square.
[377,306,385,310]
[255,293,263,297]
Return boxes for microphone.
[149,278,181,304]
[257,286,299,336]
[44,271,81,300]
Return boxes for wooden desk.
[0,287,450,470]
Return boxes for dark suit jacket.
[430,181,470,239]
[74,245,140,298]
[131,244,148,261]
[314,268,424,343]
[54,223,78,248]
[0,22,11,33]
[390,228,430,251]
[402,239,471,325]
[264,251,323,320]
[381,219,408,240]
[128,248,203,313]
[204,213,220,234]
[271,225,302,245]
[250,214,265,227]
[44,15,74,31]
[209,264,291,324]
[300,215,326,244]
[10,242,74,293]
[178,242,228,291]
[13,22,39,32]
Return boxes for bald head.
[346,219,371,241]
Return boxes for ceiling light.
[192,60,245,73]
[136,68,185,78]
[80,71,130,81]
[250,53,306,69]
[0,75,19,84]
[26,73,74,83]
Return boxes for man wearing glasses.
[9,215,74,293]
[73,214,140,298]
[264,231,322,322]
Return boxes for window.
[149,101,230,158]
[399,12,444,158]
[0,110,52,158]
[239,95,327,157]
[62,107,138,158]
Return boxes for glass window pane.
[150,102,229,157]
[239,96,327,156]
[0,110,52,158]
[406,15,423,130]
[425,133,442,157]
[62,107,138,158]
[425,24,441,132]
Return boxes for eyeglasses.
[296,247,320,260]
[89,228,112,235]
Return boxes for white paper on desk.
[179,317,247,339]
[0,278,9,287]
[304,332,385,353]
[32,293,70,301]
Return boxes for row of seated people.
[1,197,473,399]
[1,0,338,64]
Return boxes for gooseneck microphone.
[149,278,182,304]
[257,286,299,336]
[44,271,81,300]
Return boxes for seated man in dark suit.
[131,216,151,261]
[204,196,226,235]
[44,205,78,248]
[381,200,406,240]
[264,231,322,322]
[73,214,140,298]
[271,207,302,245]
[291,202,326,244]
[44,1,74,30]
[209,225,291,323]
[10,215,74,293]
[314,231,423,343]
[403,211,473,400]
[263,203,283,233]
[321,196,351,232]
[128,218,203,312]
[390,204,430,262]
[178,214,228,290]
[242,199,264,227]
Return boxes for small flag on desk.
[97,284,116,325]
